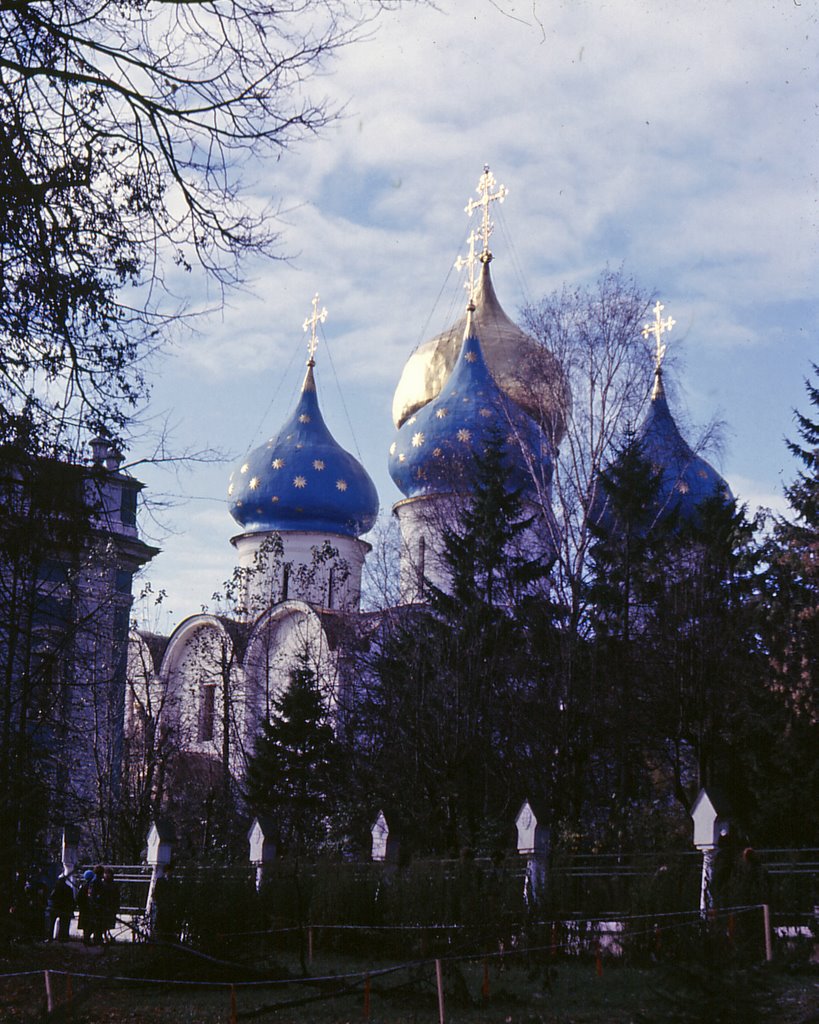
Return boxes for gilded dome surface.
[229,363,378,537]
[392,261,568,443]
[389,313,553,500]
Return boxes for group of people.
[9,865,121,944]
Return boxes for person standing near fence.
[48,873,75,942]
[152,861,180,942]
[99,868,120,944]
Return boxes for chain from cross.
[303,293,328,364]
[464,164,508,258]
[454,229,480,305]
[642,300,675,373]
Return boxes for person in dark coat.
[151,862,180,942]
[77,869,97,945]
[98,868,120,943]
[49,875,75,942]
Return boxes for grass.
[0,938,816,1022]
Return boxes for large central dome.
[392,260,569,444]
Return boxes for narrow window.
[199,683,216,742]
[417,535,426,592]
[281,564,290,601]
[327,567,335,609]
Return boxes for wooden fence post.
[435,959,445,1024]
[762,904,773,962]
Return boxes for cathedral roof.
[638,370,732,521]
[591,368,732,536]
[389,309,553,500]
[228,361,379,538]
[391,260,569,443]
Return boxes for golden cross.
[464,164,508,260]
[454,229,480,305]
[642,300,675,373]
[302,293,328,364]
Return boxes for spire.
[464,164,508,264]
[642,300,676,400]
[302,292,327,367]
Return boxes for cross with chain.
[302,293,328,364]
[464,164,508,259]
[642,300,675,373]
[454,229,480,306]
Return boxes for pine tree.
[244,656,346,857]
[768,363,819,721]
[359,435,557,854]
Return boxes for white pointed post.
[691,787,732,914]
[248,816,277,891]
[371,810,390,862]
[61,826,80,878]
[145,820,175,915]
[515,799,550,908]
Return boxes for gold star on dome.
[436,408,448,419]
[398,453,406,463]
[407,415,417,425]
[336,479,348,491]
[433,447,443,457]
[295,443,304,450]
[299,413,311,424]
[228,483,234,496]
[313,459,325,471]
[389,442,397,455]
[479,407,492,418]
[412,432,425,447]
[240,463,249,474]
[271,458,284,470]
[303,293,328,364]
[271,496,279,503]
[465,164,508,262]
[457,428,472,443]
[249,476,259,490]
[293,475,307,488]
[676,480,690,493]
[464,350,477,363]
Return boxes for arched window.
[198,683,216,742]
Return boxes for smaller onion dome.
[639,370,732,518]
[591,369,732,535]
[389,309,553,500]
[228,362,378,537]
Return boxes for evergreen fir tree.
[244,655,346,856]
[359,434,557,854]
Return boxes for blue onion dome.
[590,368,732,535]
[392,260,569,444]
[228,361,379,537]
[638,369,732,521]
[389,308,553,500]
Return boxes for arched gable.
[243,600,338,729]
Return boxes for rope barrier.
[0,904,776,992]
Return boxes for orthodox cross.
[303,293,328,364]
[454,229,480,306]
[642,300,675,373]
[464,164,508,260]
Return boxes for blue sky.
[133,0,818,628]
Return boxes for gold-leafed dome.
[391,260,569,444]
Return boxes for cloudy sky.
[133,0,818,628]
